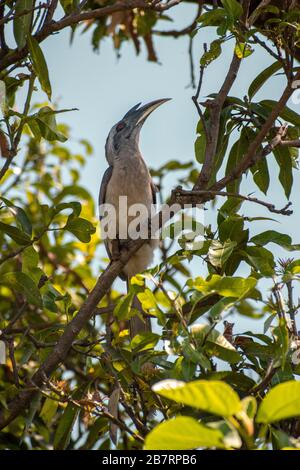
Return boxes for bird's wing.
[99,166,113,259]
[99,166,113,219]
[151,180,158,205]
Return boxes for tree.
[1,0,300,450]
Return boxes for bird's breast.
[104,159,153,240]
[106,160,152,208]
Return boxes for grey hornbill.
[99,99,170,338]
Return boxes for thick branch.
[280,139,300,147]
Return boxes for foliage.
[0,0,300,451]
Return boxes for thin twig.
[192,43,208,135]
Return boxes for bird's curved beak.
[123,98,171,128]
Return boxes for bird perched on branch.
[99,99,170,338]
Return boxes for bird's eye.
[116,122,125,132]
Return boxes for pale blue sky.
[12,3,300,330]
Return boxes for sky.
[10,3,300,332]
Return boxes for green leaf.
[250,157,270,194]
[200,40,222,67]
[0,272,42,306]
[137,288,164,322]
[22,246,39,272]
[257,381,300,424]
[221,0,243,22]
[260,99,300,126]
[234,43,253,59]
[40,398,58,425]
[198,9,226,28]
[28,107,67,142]
[27,36,52,100]
[113,292,134,321]
[22,246,43,284]
[208,240,237,268]
[194,133,206,164]
[191,275,257,299]
[273,146,293,199]
[273,319,289,370]
[53,387,83,449]
[208,297,235,320]
[251,230,292,248]
[219,216,243,243]
[191,324,241,364]
[82,418,108,450]
[182,342,212,370]
[21,392,41,443]
[0,197,32,236]
[54,201,82,221]
[131,332,160,353]
[144,416,225,450]
[248,62,282,100]
[65,217,96,242]
[13,0,34,49]
[152,379,241,417]
[242,246,275,276]
[0,221,31,245]
[225,129,249,193]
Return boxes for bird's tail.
[126,277,151,338]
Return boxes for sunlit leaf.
[257,381,300,423]
[144,416,225,450]
[152,379,241,417]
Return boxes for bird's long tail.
[127,278,151,338]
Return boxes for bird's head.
[105,98,171,164]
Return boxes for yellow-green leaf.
[257,381,300,424]
[144,416,224,450]
[152,379,241,417]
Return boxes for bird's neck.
[110,146,144,166]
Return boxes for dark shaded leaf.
[0,221,31,245]
[248,62,282,100]
[0,271,42,306]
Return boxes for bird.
[99,99,170,338]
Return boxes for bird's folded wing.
[99,166,113,259]
[151,180,158,205]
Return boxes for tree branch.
[172,186,293,215]
[0,1,183,72]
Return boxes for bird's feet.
[111,239,131,261]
